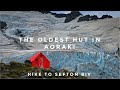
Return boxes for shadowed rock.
[15,29,25,37]
[40,11,51,14]
[90,15,98,20]
[78,14,113,22]
[0,21,7,30]
[64,11,82,23]
[78,15,98,22]
[100,15,113,19]
[78,15,90,22]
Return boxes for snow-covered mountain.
[0,11,120,79]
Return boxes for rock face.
[78,15,99,22]
[51,11,82,22]
[0,21,7,29]
[100,15,113,19]
[78,14,113,22]
[78,15,91,22]
[40,11,112,23]
[90,15,98,20]
[64,11,82,23]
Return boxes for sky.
[51,11,120,18]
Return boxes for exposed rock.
[0,21,7,30]
[90,15,98,20]
[15,29,25,37]
[116,47,120,55]
[100,15,113,19]
[78,15,99,22]
[78,14,113,22]
[71,26,79,29]
[51,11,82,20]
[78,15,90,22]
[40,11,51,14]
[64,11,82,23]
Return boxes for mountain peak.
[64,11,82,23]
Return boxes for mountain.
[64,11,82,23]
[0,11,119,79]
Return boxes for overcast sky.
[51,11,120,18]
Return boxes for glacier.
[0,11,120,79]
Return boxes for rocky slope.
[0,11,120,79]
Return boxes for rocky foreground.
[0,61,87,79]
